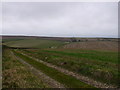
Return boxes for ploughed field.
[2,36,119,88]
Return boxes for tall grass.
[2,48,49,88]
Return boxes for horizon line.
[0,34,119,38]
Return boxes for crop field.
[2,36,119,88]
[3,38,66,48]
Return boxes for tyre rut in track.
[11,51,65,88]
[19,51,116,88]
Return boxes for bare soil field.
[63,41,118,51]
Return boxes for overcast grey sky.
[2,2,118,37]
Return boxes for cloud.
[2,2,118,37]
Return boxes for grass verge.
[2,48,49,88]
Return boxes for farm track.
[18,51,116,88]
[11,51,65,88]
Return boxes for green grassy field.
[4,38,66,48]
[20,48,118,86]
[44,49,118,63]
[2,37,119,88]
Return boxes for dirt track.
[19,51,116,88]
[11,51,65,88]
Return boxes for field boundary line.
[11,51,65,88]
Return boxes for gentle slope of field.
[4,38,66,48]
[2,36,119,88]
